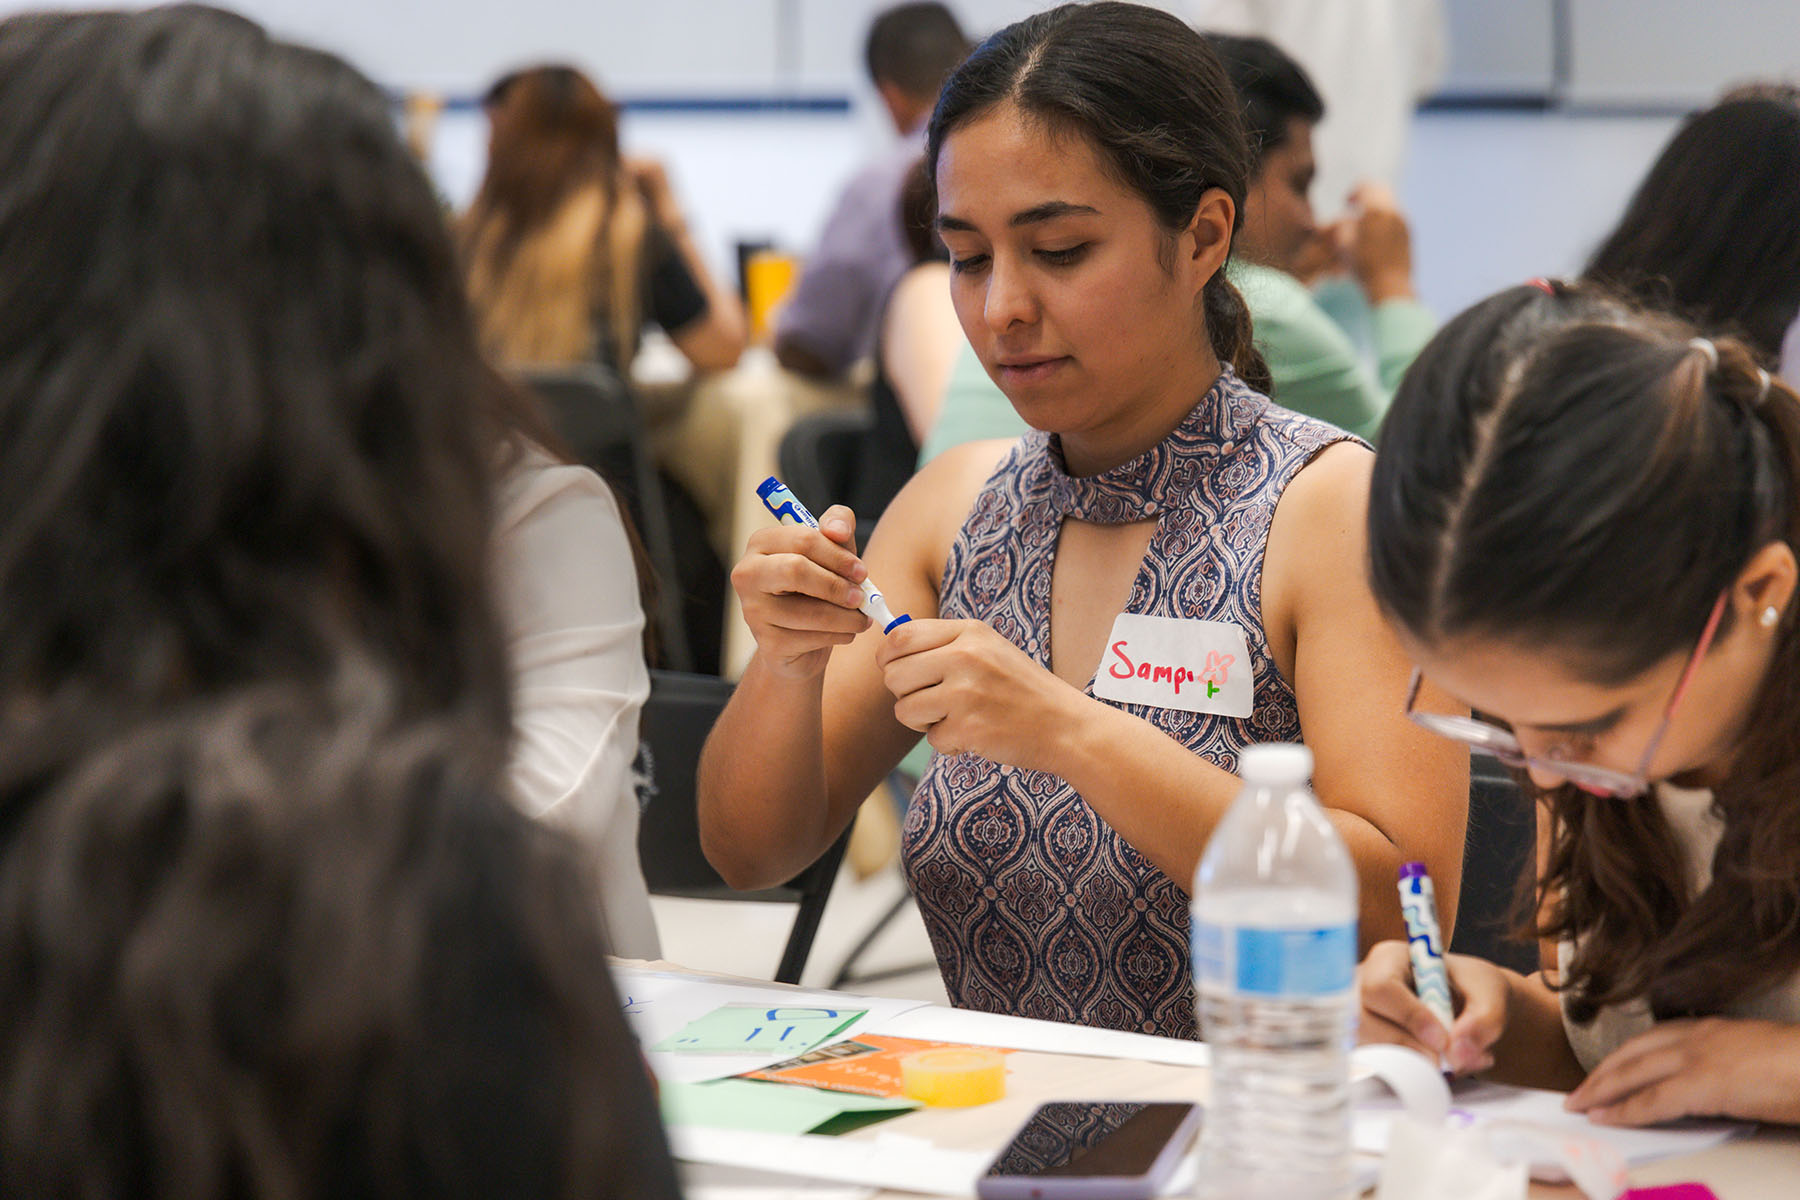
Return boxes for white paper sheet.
[875,1005,1210,1068]
[669,1128,989,1197]
[680,1160,877,1200]
[1373,1117,1529,1200]
[1354,1079,1746,1168]
[616,965,931,1084]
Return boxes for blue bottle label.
[1193,922,1356,997]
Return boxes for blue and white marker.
[1398,861,1456,1037]
[756,476,911,634]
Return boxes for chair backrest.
[517,365,693,673]
[519,364,638,488]
[635,669,849,984]
[1447,757,1538,975]
[778,409,877,548]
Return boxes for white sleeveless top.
[494,447,659,959]
[1562,783,1800,1071]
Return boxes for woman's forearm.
[1046,700,1253,888]
[696,656,835,890]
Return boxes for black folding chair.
[517,365,693,672]
[636,670,849,985]
[777,408,878,550]
[1447,757,1538,975]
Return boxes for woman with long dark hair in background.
[462,61,738,683]
[1585,85,1800,377]
[1358,279,1800,1126]
[700,1,1466,1040]
[462,63,746,373]
[0,7,680,1194]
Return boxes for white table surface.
[624,960,1800,1199]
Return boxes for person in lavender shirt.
[775,2,970,379]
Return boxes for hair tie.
[1688,337,1719,369]
[1756,368,1774,408]
[1527,277,1556,296]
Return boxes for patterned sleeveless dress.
[900,369,1359,1038]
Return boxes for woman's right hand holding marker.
[732,504,872,678]
[1357,942,1513,1075]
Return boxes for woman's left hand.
[625,156,683,230]
[1567,1018,1800,1125]
[875,617,1095,771]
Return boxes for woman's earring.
[1761,606,1781,629]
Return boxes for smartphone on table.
[976,1100,1201,1199]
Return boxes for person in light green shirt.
[921,30,1433,461]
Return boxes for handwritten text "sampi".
[1107,641,1234,698]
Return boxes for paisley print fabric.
[901,369,1358,1038]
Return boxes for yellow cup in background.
[743,249,799,342]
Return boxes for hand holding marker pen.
[1398,861,1456,1057]
[756,477,912,634]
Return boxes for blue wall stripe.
[431,93,854,116]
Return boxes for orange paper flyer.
[738,1033,1009,1099]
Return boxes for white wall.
[0,0,1753,320]
[1440,0,1555,97]
[1437,0,1800,106]
[5,0,1790,102]
[1403,110,1680,318]
[1566,0,1800,107]
[430,100,1684,325]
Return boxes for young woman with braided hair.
[1358,279,1800,1126]
[701,1,1465,1039]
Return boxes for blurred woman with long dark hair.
[462,63,746,373]
[1585,85,1800,375]
[0,8,680,1194]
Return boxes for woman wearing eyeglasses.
[1357,280,1800,1126]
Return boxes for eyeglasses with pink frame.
[1402,591,1730,798]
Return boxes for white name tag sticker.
[1092,613,1255,717]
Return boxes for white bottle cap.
[1237,743,1313,786]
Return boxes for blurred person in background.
[0,11,681,1195]
[1209,31,1434,441]
[1584,84,1800,384]
[460,63,684,956]
[464,61,738,680]
[462,63,747,375]
[491,383,662,958]
[775,1,970,379]
[849,157,959,527]
[1182,0,1445,237]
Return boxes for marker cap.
[1238,743,1313,786]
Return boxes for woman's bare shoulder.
[865,437,1022,590]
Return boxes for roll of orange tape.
[899,1047,1006,1107]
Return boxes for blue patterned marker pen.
[1398,861,1456,1035]
[756,476,911,634]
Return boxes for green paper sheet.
[661,1078,918,1135]
[651,1002,866,1055]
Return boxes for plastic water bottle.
[1192,743,1357,1200]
